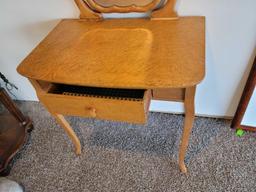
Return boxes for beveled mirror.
[85,0,164,13]
[92,0,159,7]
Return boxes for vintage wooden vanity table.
[17,0,205,173]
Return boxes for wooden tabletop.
[17,17,205,89]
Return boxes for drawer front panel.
[39,90,151,124]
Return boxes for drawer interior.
[45,83,146,101]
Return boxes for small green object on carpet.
[236,129,245,137]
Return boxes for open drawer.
[38,83,151,124]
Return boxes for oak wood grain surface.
[17,17,205,89]
[17,0,206,173]
[38,89,151,124]
[153,88,185,102]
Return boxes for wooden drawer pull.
[85,107,96,117]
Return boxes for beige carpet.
[4,101,256,192]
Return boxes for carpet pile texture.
[4,101,256,192]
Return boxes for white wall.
[242,90,256,127]
[0,0,79,100]
[0,0,256,120]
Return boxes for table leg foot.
[52,114,81,155]
[179,161,187,173]
[178,86,196,173]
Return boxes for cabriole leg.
[178,86,196,173]
[52,113,81,155]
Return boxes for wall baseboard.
[150,110,233,120]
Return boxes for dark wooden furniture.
[231,55,256,132]
[0,88,33,175]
